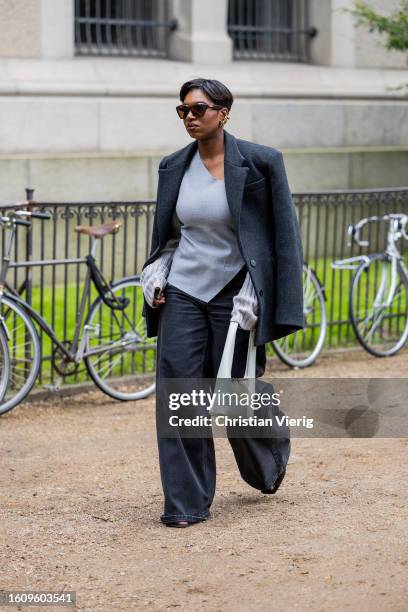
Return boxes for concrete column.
[308,0,331,66]
[0,0,74,59]
[169,0,232,63]
[41,0,74,59]
[330,0,357,67]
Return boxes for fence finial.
[25,188,35,202]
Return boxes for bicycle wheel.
[84,277,156,401]
[0,324,10,408]
[272,264,327,368]
[0,296,41,414]
[349,254,408,357]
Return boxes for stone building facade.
[0,0,407,201]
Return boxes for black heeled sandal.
[165,521,191,528]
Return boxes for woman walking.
[141,78,303,527]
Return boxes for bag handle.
[245,328,256,379]
[216,321,256,379]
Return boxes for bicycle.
[331,213,408,357]
[0,209,156,415]
[271,262,327,368]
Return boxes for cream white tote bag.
[211,321,256,418]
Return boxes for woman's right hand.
[153,287,166,307]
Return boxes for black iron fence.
[227,0,316,62]
[75,0,177,57]
[0,187,407,387]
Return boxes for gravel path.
[1,348,407,611]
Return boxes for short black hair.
[179,78,233,111]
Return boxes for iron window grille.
[227,0,317,62]
[75,0,177,58]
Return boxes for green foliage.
[349,0,408,53]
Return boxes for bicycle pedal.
[42,384,61,392]
[43,377,63,392]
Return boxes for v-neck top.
[166,148,245,302]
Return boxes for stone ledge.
[0,57,407,100]
[1,148,407,202]
[0,144,407,161]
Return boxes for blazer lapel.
[156,130,249,246]
[223,129,250,232]
[156,140,197,248]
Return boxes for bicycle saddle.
[75,221,121,238]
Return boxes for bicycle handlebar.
[0,209,52,228]
[14,210,52,221]
[348,213,408,247]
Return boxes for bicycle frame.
[383,219,408,305]
[0,226,135,367]
[331,255,371,270]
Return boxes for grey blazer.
[142,129,304,350]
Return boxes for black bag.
[212,322,291,491]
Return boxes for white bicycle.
[332,213,408,357]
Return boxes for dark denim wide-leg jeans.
[155,266,273,524]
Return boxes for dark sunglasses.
[176,102,223,119]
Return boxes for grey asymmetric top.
[166,148,244,301]
[141,148,259,331]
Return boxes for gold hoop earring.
[219,115,230,128]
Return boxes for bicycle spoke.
[84,279,155,400]
[350,257,408,356]
[94,351,124,379]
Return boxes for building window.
[75,0,176,58]
[227,0,316,62]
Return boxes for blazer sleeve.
[268,151,304,337]
[141,189,182,318]
[144,155,170,264]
